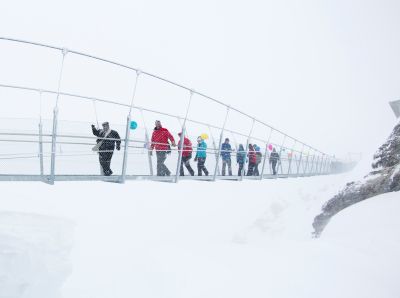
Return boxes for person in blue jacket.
[194,136,209,176]
[236,144,246,176]
[220,138,233,176]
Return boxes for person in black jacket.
[91,122,121,176]
[269,148,280,175]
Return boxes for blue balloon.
[130,121,138,130]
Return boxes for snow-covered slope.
[1,168,399,298]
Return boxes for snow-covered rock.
[313,122,400,237]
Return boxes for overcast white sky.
[1,0,400,159]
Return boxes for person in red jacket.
[247,144,257,176]
[177,132,194,176]
[150,120,176,176]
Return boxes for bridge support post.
[49,108,58,185]
[319,155,326,175]
[295,144,305,177]
[326,157,332,174]
[37,90,44,179]
[49,48,68,185]
[120,115,131,183]
[277,135,287,176]
[213,106,230,181]
[286,140,297,176]
[309,153,316,175]
[120,70,140,184]
[321,156,328,174]
[314,155,321,175]
[207,125,220,176]
[303,146,311,176]
[260,128,273,180]
[175,90,194,183]
[38,120,44,177]
[139,109,153,176]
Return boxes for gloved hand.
[171,141,176,147]
[91,124,95,129]
[116,146,120,151]
[149,150,153,156]
[194,157,198,162]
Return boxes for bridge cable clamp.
[62,48,69,56]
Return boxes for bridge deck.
[0,173,323,183]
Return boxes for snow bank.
[321,191,400,252]
[0,212,73,298]
[0,171,398,298]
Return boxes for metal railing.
[0,37,341,184]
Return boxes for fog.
[1,0,399,159]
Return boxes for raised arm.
[91,124,100,136]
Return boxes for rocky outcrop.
[313,122,400,237]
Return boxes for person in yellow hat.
[194,136,209,176]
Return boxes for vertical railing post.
[326,157,332,174]
[286,140,297,176]
[309,152,316,175]
[49,48,68,185]
[240,118,255,180]
[322,157,327,174]
[213,106,230,181]
[316,154,322,175]
[120,70,141,183]
[38,90,44,178]
[321,156,328,174]
[140,109,153,176]
[295,144,305,177]
[326,157,331,174]
[38,119,44,177]
[175,90,194,183]
[208,125,220,176]
[277,135,287,176]
[120,115,131,183]
[259,128,273,180]
[303,146,311,176]
[319,154,326,175]
[313,155,320,175]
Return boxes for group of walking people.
[91,120,280,177]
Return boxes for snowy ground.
[0,167,399,298]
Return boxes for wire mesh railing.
[0,37,343,184]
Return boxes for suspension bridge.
[0,37,351,184]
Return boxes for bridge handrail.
[0,36,329,157]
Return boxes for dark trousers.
[156,151,171,176]
[180,156,194,176]
[238,162,244,176]
[222,158,232,176]
[254,163,260,176]
[247,162,256,176]
[197,157,208,176]
[99,151,114,176]
[271,161,278,175]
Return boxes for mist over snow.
[1,0,400,297]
